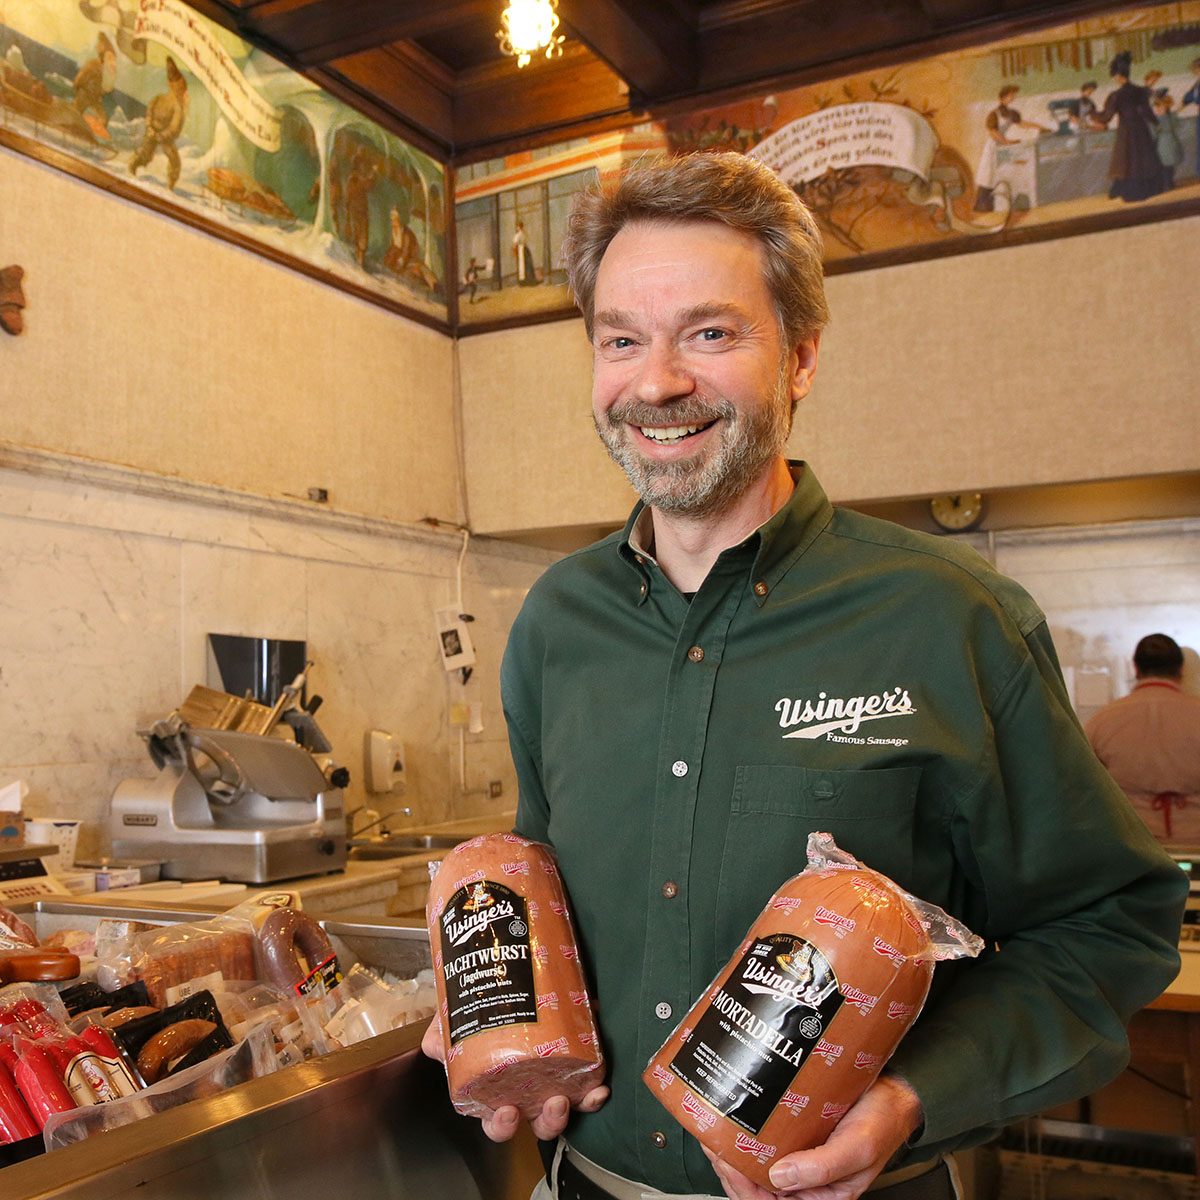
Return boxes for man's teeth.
[640,423,710,444]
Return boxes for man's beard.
[594,363,793,519]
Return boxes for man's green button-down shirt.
[503,464,1185,1196]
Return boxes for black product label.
[670,933,843,1135]
[439,880,536,1045]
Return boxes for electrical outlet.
[488,780,503,799]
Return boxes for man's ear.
[789,332,821,406]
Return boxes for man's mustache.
[605,399,735,428]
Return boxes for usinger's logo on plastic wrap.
[683,1091,717,1132]
[813,906,856,937]
[842,986,878,1015]
[821,1102,851,1120]
[887,1000,917,1020]
[652,1064,673,1090]
[735,1133,777,1163]
[535,1037,568,1057]
[781,1090,810,1114]
[854,1051,884,1070]
[872,937,907,966]
[813,1038,843,1065]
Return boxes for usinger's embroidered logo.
[775,687,915,740]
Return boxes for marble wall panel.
[0,465,554,858]
[179,543,310,695]
[0,514,179,770]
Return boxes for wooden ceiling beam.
[453,46,634,153]
[321,48,455,151]
[231,0,492,66]
[555,0,696,100]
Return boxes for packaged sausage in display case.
[643,832,983,1189]
[425,834,605,1118]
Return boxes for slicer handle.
[187,732,247,806]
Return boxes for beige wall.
[0,144,538,856]
[459,215,1200,536]
[0,145,458,525]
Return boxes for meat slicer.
[110,710,347,884]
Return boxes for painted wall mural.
[0,0,448,324]
[456,1,1200,328]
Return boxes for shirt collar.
[1134,678,1182,692]
[617,461,834,606]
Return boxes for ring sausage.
[136,1018,217,1084]
[101,1005,159,1029]
[426,833,605,1119]
[258,908,337,992]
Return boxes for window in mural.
[455,165,598,314]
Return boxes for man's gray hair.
[561,152,829,345]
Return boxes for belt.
[553,1142,953,1200]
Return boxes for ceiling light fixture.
[496,0,565,68]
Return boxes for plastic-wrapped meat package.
[643,832,983,1190]
[426,834,605,1118]
[130,921,257,1008]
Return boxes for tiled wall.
[0,452,555,862]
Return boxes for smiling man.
[424,153,1185,1200]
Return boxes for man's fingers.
[420,1018,445,1063]
[577,1085,610,1113]
[702,1144,772,1200]
[481,1105,521,1143]
[529,1094,571,1141]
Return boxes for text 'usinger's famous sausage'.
[426,834,605,1119]
[643,833,982,1189]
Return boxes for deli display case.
[0,900,544,1200]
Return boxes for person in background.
[1181,58,1200,176]
[1077,81,1102,130]
[513,220,538,286]
[1090,50,1162,202]
[1086,633,1200,845]
[1151,90,1184,190]
[128,56,189,191]
[424,152,1185,1200]
[973,84,1049,212]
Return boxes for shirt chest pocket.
[713,764,923,961]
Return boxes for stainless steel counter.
[1,898,545,1199]
[2,1024,543,1200]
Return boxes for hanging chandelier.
[496,0,566,68]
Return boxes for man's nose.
[633,341,695,405]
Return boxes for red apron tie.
[1151,792,1185,839]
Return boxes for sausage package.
[643,833,982,1189]
[425,834,605,1118]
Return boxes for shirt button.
[635,554,645,565]
[671,760,688,777]
[652,1131,667,1149]
[753,580,769,597]
[661,880,679,899]
[687,645,705,663]
[655,1001,672,1019]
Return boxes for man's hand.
[420,1018,610,1143]
[703,1074,923,1200]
